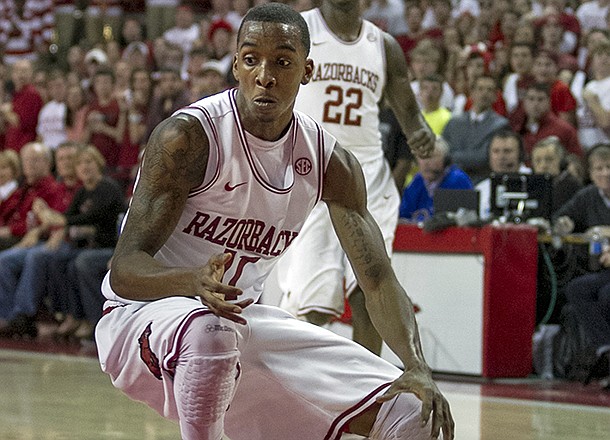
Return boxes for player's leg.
[173,312,240,440]
[277,203,346,322]
[349,393,443,440]
[348,286,382,355]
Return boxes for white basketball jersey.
[102,89,335,304]
[296,8,387,164]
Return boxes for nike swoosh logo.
[312,41,325,46]
[225,181,247,191]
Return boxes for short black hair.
[490,129,525,161]
[237,2,310,56]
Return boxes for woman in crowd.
[34,145,124,340]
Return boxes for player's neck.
[319,3,362,42]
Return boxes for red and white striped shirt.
[0,0,54,65]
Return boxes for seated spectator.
[0,60,44,152]
[36,69,68,150]
[453,50,507,116]
[0,142,64,249]
[409,39,454,110]
[114,68,153,192]
[65,84,88,143]
[554,143,610,236]
[503,43,536,114]
[443,75,510,183]
[84,67,121,171]
[0,144,122,338]
[189,60,228,102]
[395,3,443,63]
[0,0,54,65]
[207,19,235,76]
[418,74,452,135]
[580,41,610,149]
[399,136,473,221]
[144,68,191,143]
[531,136,583,214]
[563,246,610,388]
[34,145,124,340]
[84,0,123,47]
[209,0,243,32]
[533,50,578,127]
[0,150,20,202]
[476,130,531,220]
[511,82,583,161]
[162,4,200,56]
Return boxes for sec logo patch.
[295,158,312,176]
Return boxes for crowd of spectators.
[0,1,608,379]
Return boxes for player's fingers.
[233,298,255,309]
[442,401,455,440]
[418,389,434,428]
[204,298,248,325]
[429,394,444,438]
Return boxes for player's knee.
[180,313,238,358]
[369,393,441,440]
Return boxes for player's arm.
[383,32,435,158]
[323,146,454,439]
[109,114,249,323]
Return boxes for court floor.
[1,348,609,440]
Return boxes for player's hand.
[377,363,454,439]
[195,253,253,325]
[408,128,435,159]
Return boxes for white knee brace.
[369,393,442,440]
[176,352,239,439]
[174,314,240,440]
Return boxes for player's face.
[233,21,313,139]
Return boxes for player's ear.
[232,53,240,82]
[301,59,314,85]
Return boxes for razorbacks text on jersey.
[295,8,387,164]
[102,89,335,305]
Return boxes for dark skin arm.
[323,146,454,440]
[109,114,252,324]
[383,33,435,159]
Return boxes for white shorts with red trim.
[96,298,404,440]
[276,156,399,318]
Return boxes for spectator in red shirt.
[510,82,583,162]
[0,141,63,249]
[0,60,43,152]
[84,67,121,171]
[532,50,578,127]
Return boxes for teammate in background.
[277,0,436,355]
[96,4,453,440]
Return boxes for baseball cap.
[200,60,225,76]
[208,19,233,41]
[85,48,109,65]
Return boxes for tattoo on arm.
[340,210,383,280]
[115,115,209,258]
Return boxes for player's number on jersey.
[322,85,362,126]
[223,249,260,286]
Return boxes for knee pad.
[180,313,238,357]
[174,314,240,440]
[369,393,440,440]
